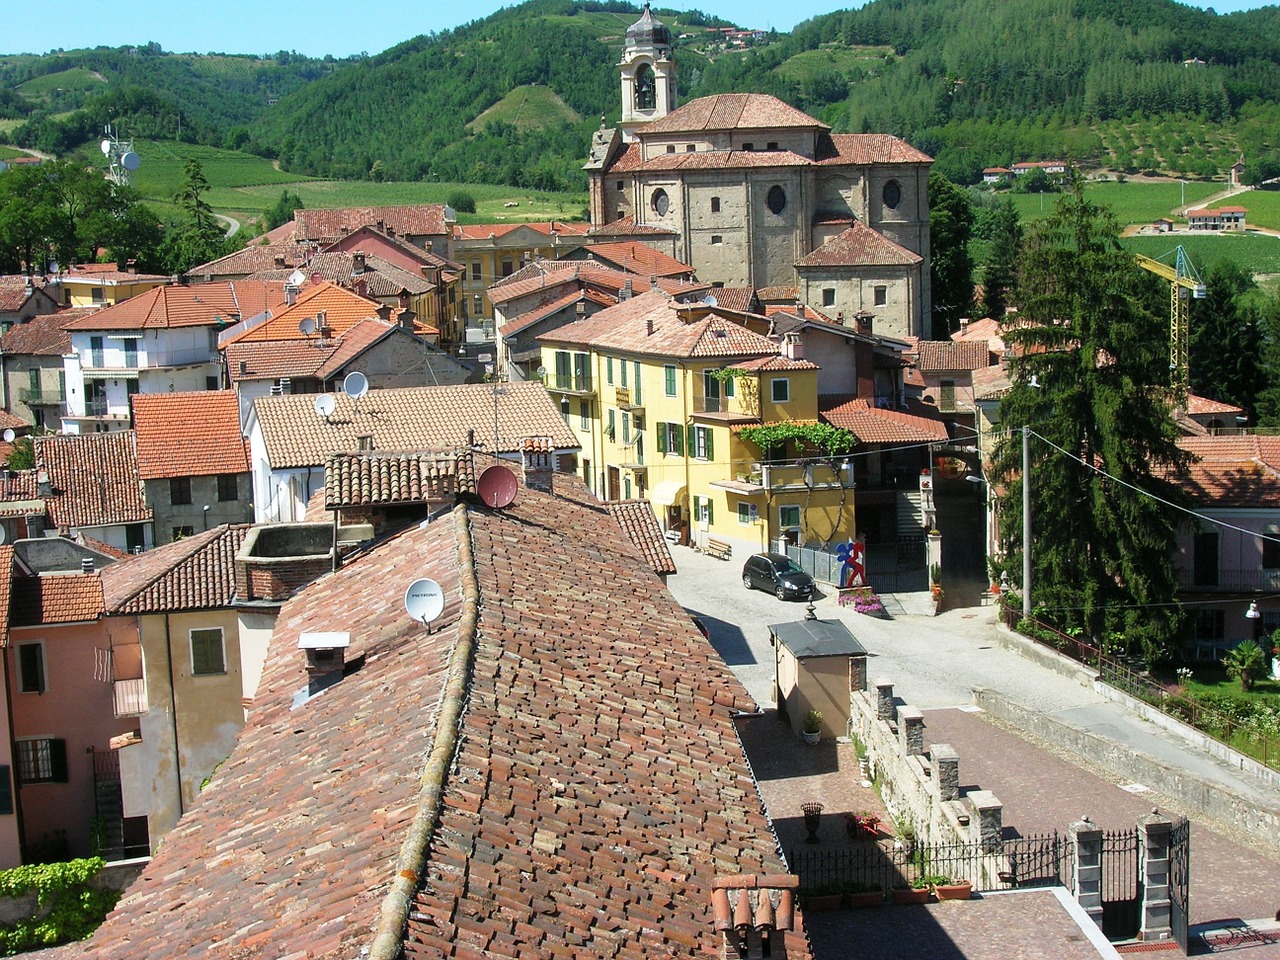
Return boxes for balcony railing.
[1176,568,1280,593]
[550,373,593,394]
[18,387,63,406]
[726,458,855,492]
[113,678,148,719]
[81,347,216,371]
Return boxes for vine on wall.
[738,423,857,457]
[0,857,119,953]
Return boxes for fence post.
[1069,816,1104,929]
[1139,810,1173,942]
[932,744,959,801]
[875,679,895,722]
[898,706,925,756]
[968,790,1003,854]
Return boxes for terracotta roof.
[318,317,411,380]
[971,362,1013,401]
[731,355,820,372]
[0,308,77,355]
[62,281,287,331]
[606,498,676,576]
[10,573,104,626]
[0,545,11,646]
[587,213,678,238]
[132,391,249,480]
[756,286,798,302]
[0,411,27,431]
[225,338,338,381]
[0,470,38,504]
[489,260,707,306]
[62,264,170,284]
[253,382,579,469]
[185,242,311,279]
[61,475,791,960]
[1166,436,1280,507]
[293,205,452,242]
[1187,394,1244,416]
[707,287,755,312]
[914,339,994,373]
[794,223,923,268]
[283,252,435,297]
[642,93,827,134]
[820,395,948,443]
[322,224,458,273]
[626,149,814,173]
[0,279,56,313]
[765,304,836,324]
[816,133,933,165]
[36,432,152,529]
[952,316,1006,349]
[452,221,591,241]
[100,524,249,615]
[498,288,607,339]
[324,449,474,508]
[538,288,780,360]
[578,241,694,278]
[221,281,431,344]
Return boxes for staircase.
[896,489,925,538]
[91,749,125,860]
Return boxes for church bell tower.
[619,3,676,142]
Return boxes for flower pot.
[892,887,932,905]
[802,730,820,745]
[803,894,843,911]
[847,891,884,908]
[933,882,972,901]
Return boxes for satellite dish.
[1,429,14,443]
[404,577,445,625]
[0,527,6,545]
[343,371,368,400]
[313,394,336,418]
[120,152,141,172]
[704,294,718,307]
[299,317,316,335]
[477,464,518,509]
[100,139,112,155]
[287,269,306,286]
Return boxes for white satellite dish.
[1,429,14,443]
[343,371,369,400]
[0,527,6,545]
[704,294,718,307]
[404,578,445,625]
[100,139,112,155]
[299,317,316,336]
[120,152,141,172]
[313,394,336,419]
[287,269,307,286]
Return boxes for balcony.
[113,678,148,719]
[81,347,216,372]
[1177,568,1280,593]
[549,373,594,397]
[714,458,856,494]
[18,386,64,406]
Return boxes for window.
[606,356,614,385]
[686,144,696,152]
[635,63,656,110]
[579,400,589,430]
[1192,609,1224,641]
[822,288,836,307]
[1193,531,1219,587]
[883,179,902,210]
[501,258,514,278]
[27,368,39,395]
[606,408,616,440]
[779,504,801,529]
[658,422,684,456]
[621,411,631,445]
[217,473,238,502]
[616,180,624,192]
[696,496,713,525]
[190,628,226,676]
[633,361,641,401]
[89,336,104,367]
[874,286,888,307]
[771,378,790,403]
[172,525,195,540]
[17,643,44,694]
[737,502,758,524]
[620,359,628,388]
[170,476,192,506]
[472,294,483,313]
[939,379,956,412]
[710,196,720,213]
[16,738,67,785]
[666,144,676,154]
[91,287,105,304]
[0,766,12,815]
[664,364,677,397]
[624,476,632,498]
[560,397,570,425]
[206,375,219,391]
[767,141,778,150]
[1264,528,1280,568]
[710,235,723,245]
[693,424,713,460]
[470,261,481,281]
[766,185,786,215]
[742,143,754,151]
[651,188,669,217]
[122,338,138,367]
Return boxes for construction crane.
[1135,245,1205,409]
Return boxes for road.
[215,214,241,238]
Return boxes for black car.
[742,552,815,600]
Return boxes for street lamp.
[1023,425,1031,620]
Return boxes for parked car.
[742,552,815,600]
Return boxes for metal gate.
[1170,817,1191,952]
[1101,828,1142,941]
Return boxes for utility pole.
[1023,425,1031,620]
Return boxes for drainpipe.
[163,614,185,818]
[678,360,691,542]
[2,652,28,862]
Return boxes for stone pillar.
[849,653,867,693]
[968,790,1003,854]
[932,744,959,801]
[898,706,924,756]
[875,678,895,722]
[1069,817,1104,929]
[1139,811,1174,942]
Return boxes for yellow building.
[59,262,171,307]
[451,222,592,327]
[537,288,857,554]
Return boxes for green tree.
[447,190,477,214]
[163,159,232,274]
[981,199,1022,321]
[928,172,974,337]
[994,181,1189,664]
[6,437,33,471]
[1190,260,1268,419]
[263,189,303,232]
[1224,638,1267,691]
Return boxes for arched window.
[651,188,669,217]
[766,185,786,215]
[883,179,902,210]
[635,64,656,111]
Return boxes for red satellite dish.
[477,465,518,509]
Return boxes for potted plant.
[802,709,822,745]
[892,877,932,905]
[846,882,885,908]
[844,811,881,840]
[931,875,973,901]
[802,883,843,911]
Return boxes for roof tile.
[795,223,922,269]
[820,395,948,443]
[324,449,474,508]
[11,573,104,625]
[100,524,250,614]
[293,205,452,243]
[132,391,249,479]
[605,499,676,575]
[36,432,151,528]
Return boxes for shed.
[770,614,866,740]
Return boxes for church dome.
[626,3,672,49]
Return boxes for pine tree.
[1190,260,1267,419]
[993,181,1189,664]
[980,199,1022,321]
[928,172,974,337]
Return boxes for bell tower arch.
[620,3,676,142]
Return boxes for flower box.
[933,881,973,901]
[892,887,932,905]
[848,890,884,908]
[803,893,843,911]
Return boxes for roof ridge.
[367,503,480,960]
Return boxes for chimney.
[274,253,286,268]
[621,280,633,301]
[646,316,655,336]
[37,468,52,499]
[521,437,555,492]
[797,303,806,318]
[375,303,393,322]
[854,311,873,334]
[399,309,417,332]
[649,273,657,290]
[783,332,803,360]
[352,251,366,275]
[317,309,330,336]
[299,632,351,682]
[837,311,845,326]
[81,557,94,574]
[357,434,374,453]
[285,284,298,306]
[125,259,138,275]
[375,220,385,232]
[959,317,970,328]
[385,224,395,238]
[239,360,248,377]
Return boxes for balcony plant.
[801,709,822,745]
[846,881,885,908]
[929,875,973,900]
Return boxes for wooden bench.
[703,538,732,561]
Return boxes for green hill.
[469,85,582,133]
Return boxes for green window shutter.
[674,424,684,456]
[665,365,676,396]
[687,423,695,455]
[607,357,614,385]
[705,428,714,461]
[706,498,714,524]
[657,423,667,454]
[49,739,68,783]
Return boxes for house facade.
[57,263,170,308]
[36,431,154,552]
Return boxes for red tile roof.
[0,278,57,313]
[914,339,994,373]
[605,498,676,576]
[642,93,827,134]
[587,213,678,237]
[488,260,707,307]
[225,338,338,381]
[10,573,104,626]
[816,133,934,165]
[62,264,170,284]
[731,354,820,372]
[0,308,79,355]
[62,281,287,331]
[1187,394,1244,416]
[132,391,249,480]
[100,524,250,614]
[221,281,431,343]
[578,241,694,278]
[794,223,923,268]
[452,221,590,241]
[820,395,949,443]
[707,287,755,312]
[314,318,404,380]
[293,204,452,242]
[971,363,1013,401]
[186,242,311,279]
[277,251,435,297]
[1167,436,1280,507]
[538,288,780,360]
[756,286,798,302]
[253,382,579,469]
[36,432,151,529]
[625,149,814,173]
[323,449,474,508]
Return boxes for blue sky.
[2,0,1273,58]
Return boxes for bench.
[703,538,732,561]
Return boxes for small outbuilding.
[771,612,866,740]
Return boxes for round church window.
[883,179,902,210]
[766,185,786,215]
[651,188,669,217]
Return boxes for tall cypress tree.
[993,181,1189,664]
[981,199,1022,321]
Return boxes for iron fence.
[1101,828,1142,940]
[785,541,926,593]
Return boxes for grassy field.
[469,85,581,133]
[1233,188,1280,231]
[0,145,25,160]
[1004,180,1221,226]
[774,45,892,83]
[1120,233,1280,276]
[15,66,105,100]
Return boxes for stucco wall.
[145,475,253,545]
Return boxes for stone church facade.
[585,5,934,339]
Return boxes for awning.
[650,479,686,506]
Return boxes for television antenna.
[343,370,369,418]
[101,125,141,187]
[404,577,445,632]
[313,394,336,421]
